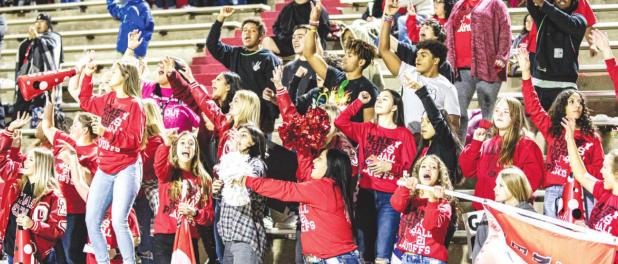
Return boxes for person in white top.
[380,0,460,134]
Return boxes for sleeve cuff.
[605,58,617,68]
[415,86,429,98]
[189,82,200,90]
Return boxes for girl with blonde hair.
[79,54,146,264]
[0,113,67,263]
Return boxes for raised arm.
[303,1,328,80]
[334,96,370,144]
[458,130,486,179]
[378,0,402,76]
[78,63,109,117]
[539,1,587,38]
[206,7,236,67]
[592,29,618,101]
[0,113,32,182]
[245,176,327,205]
[41,95,58,144]
[106,0,121,19]
[154,140,175,183]
[517,48,552,136]
[189,81,229,133]
[563,118,597,193]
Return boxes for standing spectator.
[107,0,154,58]
[507,14,533,77]
[592,29,618,102]
[262,0,330,57]
[380,2,460,135]
[395,0,435,43]
[445,0,511,141]
[207,6,281,135]
[527,0,587,111]
[305,3,379,122]
[14,14,63,128]
[404,0,454,44]
[340,20,386,90]
[279,25,319,111]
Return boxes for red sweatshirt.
[604,59,618,102]
[522,79,605,187]
[390,186,451,262]
[79,74,145,175]
[335,99,416,193]
[0,130,67,260]
[85,208,140,264]
[246,177,357,259]
[187,81,234,158]
[459,135,544,210]
[406,15,447,43]
[141,135,164,182]
[589,181,618,264]
[154,144,214,238]
[52,131,98,214]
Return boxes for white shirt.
[397,62,460,133]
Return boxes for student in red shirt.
[391,155,454,264]
[335,91,416,263]
[0,114,67,264]
[153,131,214,264]
[591,29,618,102]
[517,49,604,219]
[240,148,360,263]
[79,56,146,264]
[405,0,453,43]
[41,96,98,264]
[564,118,618,263]
[458,96,545,210]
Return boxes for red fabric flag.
[171,218,196,264]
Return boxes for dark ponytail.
[324,149,356,237]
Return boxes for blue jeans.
[8,250,56,264]
[356,189,400,263]
[214,198,225,262]
[544,185,596,219]
[86,160,142,264]
[401,254,446,264]
[306,250,362,264]
[61,213,87,264]
[135,196,154,264]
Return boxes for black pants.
[533,86,575,112]
[198,225,218,264]
[153,234,199,264]
[60,214,87,264]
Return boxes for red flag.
[475,202,618,264]
[14,226,36,264]
[171,218,196,264]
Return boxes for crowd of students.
[1,0,618,263]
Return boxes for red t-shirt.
[53,131,98,214]
[527,0,597,53]
[141,136,164,182]
[589,181,618,264]
[85,209,140,264]
[454,6,473,68]
[406,15,447,43]
[391,187,451,262]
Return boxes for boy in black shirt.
[207,6,281,134]
[303,2,379,122]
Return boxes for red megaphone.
[14,226,36,264]
[18,68,77,101]
[558,173,586,223]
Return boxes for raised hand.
[384,0,400,17]
[8,112,32,131]
[127,30,143,50]
[358,91,371,104]
[309,0,322,23]
[516,47,531,79]
[83,61,97,76]
[218,6,235,21]
[162,128,179,146]
[12,129,22,148]
[91,118,106,137]
[271,65,284,91]
[591,29,613,60]
[472,127,487,142]
[161,57,176,75]
[76,50,95,72]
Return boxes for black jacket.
[527,0,587,83]
[273,1,329,48]
[414,86,461,185]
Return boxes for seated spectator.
[404,0,454,44]
[14,14,63,128]
[107,0,154,58]
[305,3,379,122]
[380,1,460,135]
[446,0,511,141]
[527,0,587,111]
[591,29,618,102]
[207,6,281,135]
[393,18,454,83]
[262,0,330,57]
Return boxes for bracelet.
[309,27,317,33]
[309,20,319,27]
[383,15,394,23]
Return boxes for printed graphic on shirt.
[397,202,450,255]
[55,161,72,185]
[299,204,316,232]
[457,14,472,33]
[162,181,202,226]
[590,204,618,235]
[11,192,35,217]
[253,61,262,72]
[98,104,130,153]
[362,135,403,180]
[549,138,593,179]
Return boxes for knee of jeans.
[111,215,130,230]
[375,258,390,264]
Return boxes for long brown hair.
[21,148,59,201]
[168,132,212,204]
[491,97,527,166]
[114,59,142,98]
[411,155,454,201]
[498,166,533,203]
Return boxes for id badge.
[554,48,564,59]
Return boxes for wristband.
[383,15,394,23]
[309,27,317,33]
[309,20,319,27]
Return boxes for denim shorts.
[401,253,447,264]
[304,250,362,264]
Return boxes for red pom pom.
[279,108,331,155]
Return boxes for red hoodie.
[588,181,618,264]
[459,135,544,210]
[153,144,214,238]
[52,131,98,214]
[79,74,145,175]
[406,15,447,44]
[85,208,140,264]
[390,186,451,262]
[335,99,416,193]
[245,176,357,259]
[0,130,67,261]
[522,79,605,187]
[141,135,164,182]
[604,59,618,102]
